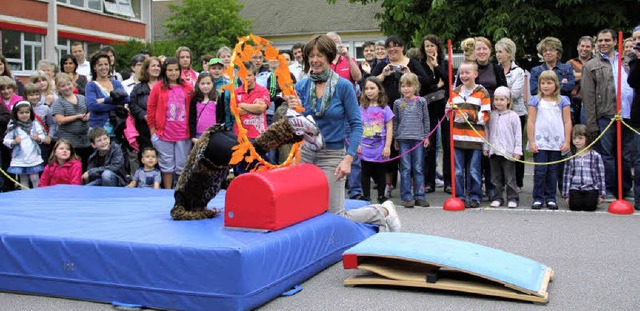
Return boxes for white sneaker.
[507,201,518,208]
[287,109,319,136]
[435,177,444,187]
[490,200,502,207]
[287,109,324,150]
[381,200,401,232]
[384,184,393,198]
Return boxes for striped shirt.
[392,96,429,141]
[448,84,491,149]
[562,150,606,198]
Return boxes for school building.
[0,0,153,78]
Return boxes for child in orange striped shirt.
[447,60,491,208]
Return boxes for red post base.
[607,199,634,215]
[443,197,466,211]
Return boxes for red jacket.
[147,82,193,137]
[39,159,83,187]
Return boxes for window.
[87,42,103,56]
[57,0,140,20]
[104,0,135,18]
[88,0,102,11]
[58,38,71,57]
[1,30,44,73]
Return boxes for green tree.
[112,39,180,73]
[331,0,640,61]
[164,0,252,60]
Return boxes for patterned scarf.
[308,68,339,117]
[7,119,33,135]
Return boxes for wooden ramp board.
[342,233,553,304]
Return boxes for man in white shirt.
[72,42,91,80]
[122,54,145,95]
[288,43,305,82]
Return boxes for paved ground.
[1,163,638,310]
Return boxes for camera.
[634,42,640,50]
[391,65,404,72]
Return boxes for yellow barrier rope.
[0,167,30,190]
[451,106,622,166]
[620,118,640,136]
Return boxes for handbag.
[424,89,446,103]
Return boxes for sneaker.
[490,200,502,207]
[401,200,415,208]
[546,201,558,210]
[415,199,430,207]
[468,200,480,208]
[507,200,518,208]
[435,177,444,187]
[384,184,393,198]
[382,200,401,232]
[287,110,325,150]
[286,109,318,136]
[531,201,543,209]
[603,194,616,203]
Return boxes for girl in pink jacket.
[39,139,83,187]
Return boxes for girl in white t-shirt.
[527,70,572,210]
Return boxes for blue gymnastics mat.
[0,185,376,310]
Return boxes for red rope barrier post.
[608,31,633,214]
[443,39,465,211]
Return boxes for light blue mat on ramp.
[344,232,552,296]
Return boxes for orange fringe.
[225,34,305,171]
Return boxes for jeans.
[424,100,450,188]
[86,170,120,187]
[398,139,425,201]
[532,150,561,203]
[596,117,634,196]
[348,156,363,198]
[454,148,482,202]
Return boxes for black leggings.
[568,189,599,211]
[361,160,386,200]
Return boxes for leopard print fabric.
[171,125,228,220]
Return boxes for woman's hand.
[361,62,371,74]
[382,146,390,158]
[423,138,430,148]
[427,52,438,69]
[560,141,570,154]
[334,155,353,181]
[284,95,301,109]
[528,142,539,153]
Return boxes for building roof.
[152,0,382,41]
[237,0,383,36]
